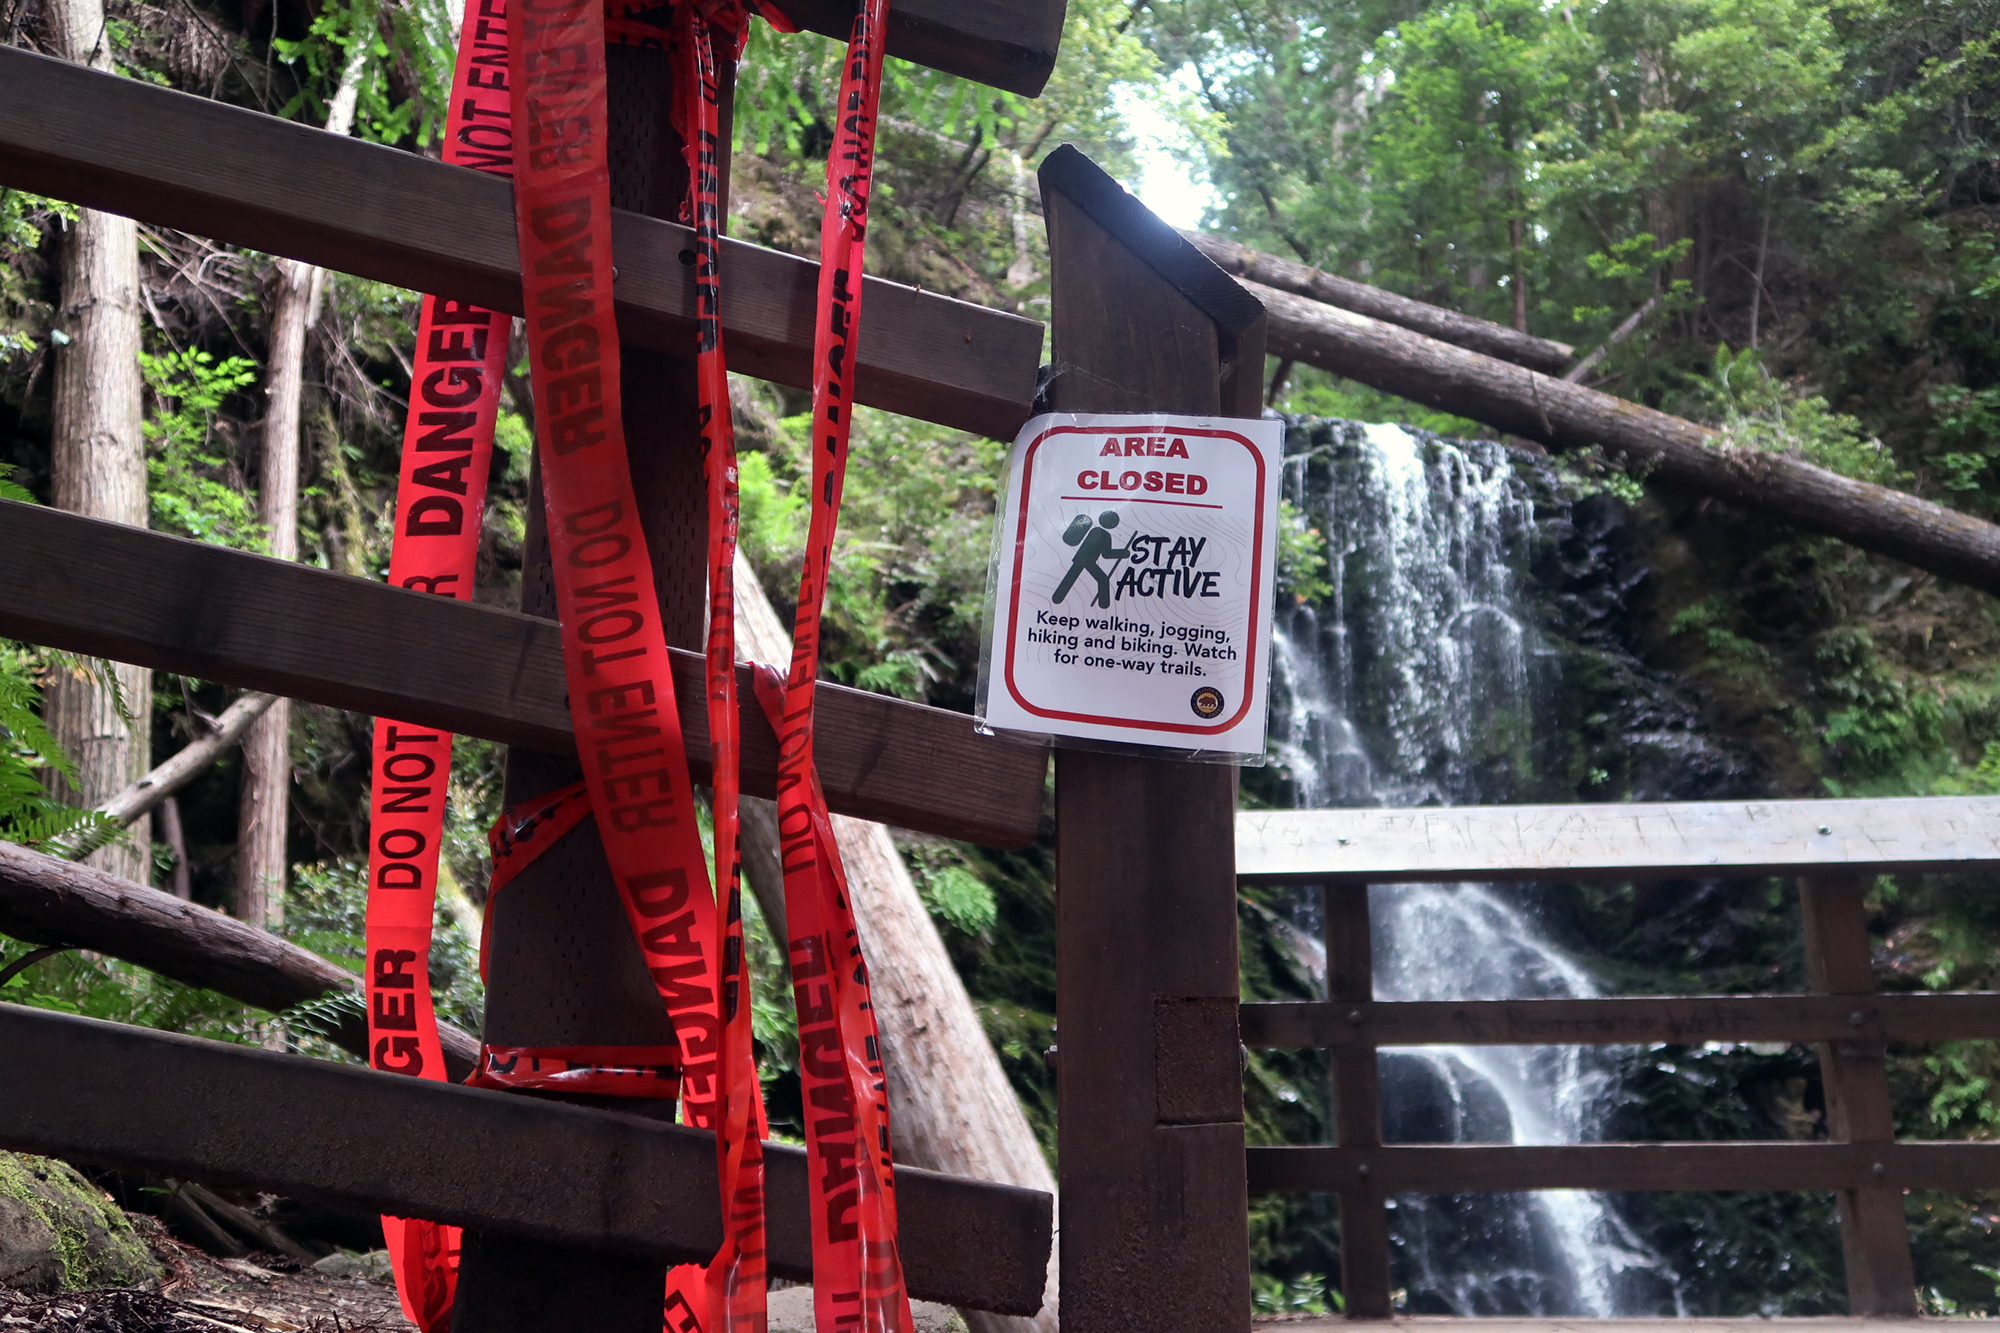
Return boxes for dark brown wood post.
[1039,144,1265,1333]
[452,46,725,1333]
[1324,882,1390,1318]
[1798,873,1916,1317]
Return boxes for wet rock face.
[0,1153,161,1292]
[1261,417,1754,813]
[1252,419,1757,1317]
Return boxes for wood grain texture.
[1240,992,2000,1049]
[1237,797,2000,883]
[0,1004,1055,1314]
[1185,232,1576,373]
[1323,885,1391,1319]
[1246,1142,2000,1195]
[1248,274,2000,596]
[0,836,480,1080]
[40,0,152,888]
[0,45,1043,440]
[766,0,1064,97]
[1800,875,1916,1316]
[0,498,1048,848]
[1043,145,1253,1333]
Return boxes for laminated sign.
[979,411,1282,759]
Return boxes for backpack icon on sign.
[1052,512,1128,609]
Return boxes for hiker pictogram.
[1053,511,1128,608]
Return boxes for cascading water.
[1267,421,1685,1316]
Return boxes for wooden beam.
[0,1004,1052,1315]
[1240,992,2000,1049]
[1237,797,2000,884]
[1801,875,1917,1316]
[0,45,1042,440]
[1246,1142,2000,1196]
[1323,885,1391,1320]
[768,0,1064,97]
[1043,143,1258,1333]
[0,499,1048,849]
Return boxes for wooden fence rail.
[1235,801,2000,1320]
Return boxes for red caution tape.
[368,0,899,1327]
[764,4,911,1325]
[669,9,767,1331]
[509,0,726,1125]
[469,1042,684,1095]
[363,0,515,1323]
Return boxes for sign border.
[1000,422,1268,736]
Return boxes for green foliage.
[734,0,1210,179]
[901,839,1001,937]
[0,935,266,1045]
[141,348,265,549]
[1553,445,1651,505]
[0,192,69,367]
[1252,1271,1338,1315]
[274,0,456,148]
[1275,500,1333,606]
[1691,345,1905,484]
[737,394,1007,708]
[287,857,485,1037]
[0,643,123,853]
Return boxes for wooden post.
[1040,145,1265,1333]
[1324,882,1390,1318]
[453,46,723,1333]
[1798,874,1916,1317]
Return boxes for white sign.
[978,412,1281,759]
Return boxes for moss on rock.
[0,1152,160,1292]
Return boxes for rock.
[766,1284,966,1333]
[310,1250,393,1280]
[0,1152,161,1291]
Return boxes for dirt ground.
[0,1242,411,1333]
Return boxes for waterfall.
[1268,421,1684,1316]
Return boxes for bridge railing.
[1236,796,2000,1319]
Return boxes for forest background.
[1,0,1999,1316]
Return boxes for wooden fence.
[1238,797,2000,1319]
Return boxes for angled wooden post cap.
[1038,143,1268,418]
[1037,143,1267,341]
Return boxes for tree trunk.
[0,835,480,1078]
[1247,275,2000,595]
[41,0,151,886]
[235,44,368,929]
[731,556,1060,1333]
[1185,231,1574,373]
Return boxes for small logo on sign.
[1190,686,1225,719]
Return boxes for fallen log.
[1246,278,2000,597]
[1185,232,1575,374]
[731,556,1059,1333]
[0,838,479,1079]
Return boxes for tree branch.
[1562,294,1659,383]
[0,836,480,1080]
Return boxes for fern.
[0,644,124,853]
